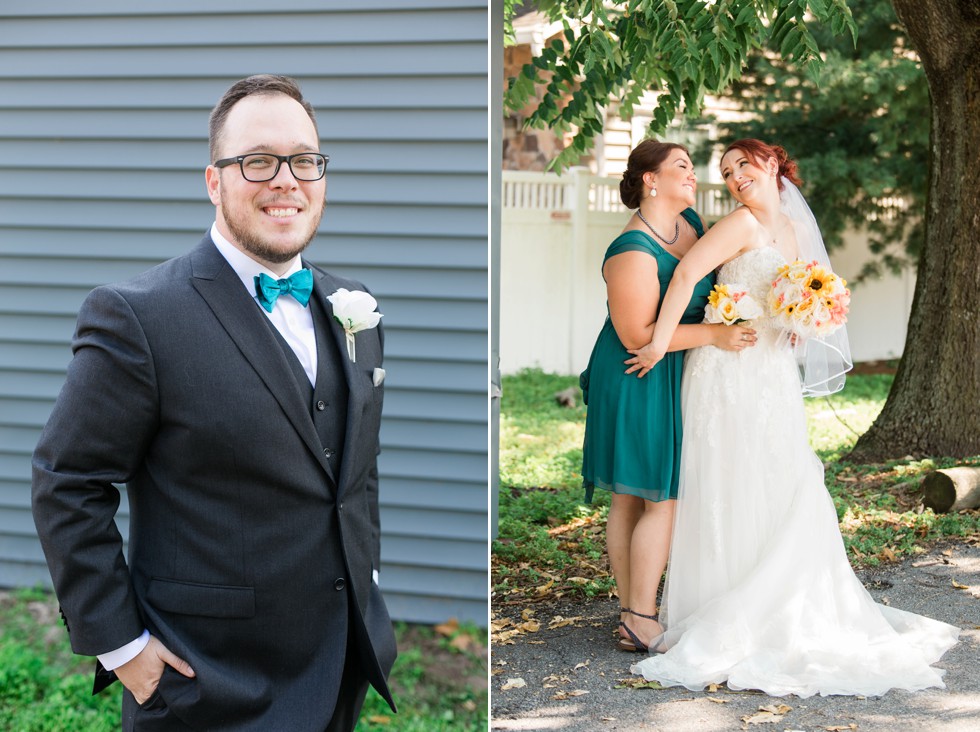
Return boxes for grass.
[493,367,980,605]
[0,588,487,732]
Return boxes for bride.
[622,139,960,697]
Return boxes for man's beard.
[224,202,324,264]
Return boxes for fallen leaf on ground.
[567,577,590,585]
[742,710,785,725]
[707,683,720,692]
[552,689,589,700]
[542,674,571,687]
[434,618,459,636]
[521,608,535,621]
[574,661,590,670]
[615,678,663,689]
[706,697,729,704]
[520,620,541,632]
[951,579,970,590]
[549,615,584,629]
[760,704,792,714]
[493,629,520,644]
[449,634,474,652]
[741,704,792,725]
[823,725,858,731]
[367,716,391,724]
[501,678,526,691]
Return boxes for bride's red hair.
[723,139,802,191]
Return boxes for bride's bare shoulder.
[718,206,761,233]
[700,206,760,248]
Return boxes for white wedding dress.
[631,247,960,697]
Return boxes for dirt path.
[491,541,980,731]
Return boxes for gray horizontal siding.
[0,1,488,626]
[0,81,486,114]
[0,172,487,206]
[0,0,481,14]
[0,13,486,47]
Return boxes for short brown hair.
[208,74,318,162]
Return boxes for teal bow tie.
[254,270,314,312]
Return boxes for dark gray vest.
[262,291,349,483]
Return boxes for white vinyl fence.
[500,168,915,376]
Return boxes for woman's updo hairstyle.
[722,138,802,191]
[620,140,689,209]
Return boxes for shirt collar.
[209,222,305,297]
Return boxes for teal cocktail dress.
[581,208,714,503]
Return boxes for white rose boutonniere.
[327,288,382,362]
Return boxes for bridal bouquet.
[704,283,763,325]
[768,260,850,338]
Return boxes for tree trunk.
[921,467,980,512]
[849,0,980,461]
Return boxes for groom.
[31,74,396,731]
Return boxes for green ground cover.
[494,368,980,604]
[0,589,487,732]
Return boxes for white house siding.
[0,1,488,625]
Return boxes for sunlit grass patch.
[494,367,980,611]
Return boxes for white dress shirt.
[210,223,317,385]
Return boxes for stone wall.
[502,42,591,170]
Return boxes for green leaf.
[595,29,614,61]
[692,8,713,33]
[780,25,802,58]
[592,0,610,26]
[804,57,823,84]
[809,0,829,17]
[583,43,598,74]
[735,2,755,26]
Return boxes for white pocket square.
[373,367,385,387]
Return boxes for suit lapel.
[310,268,370,499]
[188,238,334,482]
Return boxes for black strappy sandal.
[617,609,659,653]
[616,606,632,649]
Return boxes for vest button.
[316,400,326,411]
[334,578,346,591]
[323,447,334,459]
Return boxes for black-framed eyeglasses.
[213,152,329,182]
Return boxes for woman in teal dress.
[580,141,758,651]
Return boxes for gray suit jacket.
[32,236,396,731]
